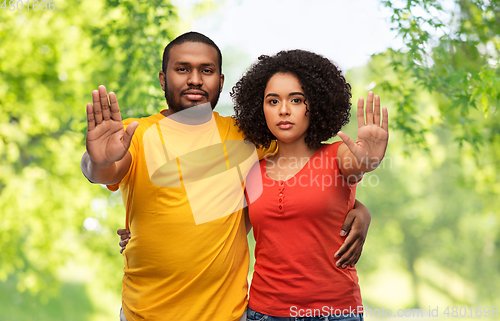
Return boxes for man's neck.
[162,103,213,125]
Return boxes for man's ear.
[219,74,225,93]
[159,71,166,91]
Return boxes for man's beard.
[165,84,221,113]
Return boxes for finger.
[117,228,129,236]
[339,242,361,269]
[92,90,103,125]
[336,243,355,268]
[117,229,131,240]
[337,131,356,156]
[382,107,389,132]
[120,247,125,254]
[119,239,129,247]
[346,243,363,268]
[350,249,362,267]
[109,92,122,122]
[365,91,374,125]
[123,121,139,149]
[340,210,356,237]
[334,232,355,260]
[344,252,359,268]
[374,95,381,126]
[335,243,347,260]
[86,103,96,131]
[98,85,111,121]
[356,97,365,128]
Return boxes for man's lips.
[185,94,204,100]
[182,90,207,101]
[277,121,294,129]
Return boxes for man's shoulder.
[123,112,163,127]
[213,112,245,140]
[213,111,236,125]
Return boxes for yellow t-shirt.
[108,110,275,321]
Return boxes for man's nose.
[188,70,203,86]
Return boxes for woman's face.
[263,72,310,145]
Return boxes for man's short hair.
[162,31,223,74]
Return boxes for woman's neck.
[266,139,321,181]
[273,139,318,160]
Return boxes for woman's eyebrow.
[265,92,305,98]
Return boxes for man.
[82,32,370,321]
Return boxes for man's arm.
[81,151,132,185]
[334,199,371,269]
[81,85,138,185]
[337,92,389,183]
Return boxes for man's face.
[159,42,224,115]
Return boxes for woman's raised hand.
[337,92,389,172]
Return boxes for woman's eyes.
[266,97,303,105]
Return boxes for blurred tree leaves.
[0,0,178,301]
[1,0,499,316]
[349,0,500,309]
[381,0,499,149]
[93,0,178,117]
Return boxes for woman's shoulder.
[318,141,343,156]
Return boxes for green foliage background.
[0,0,498,320]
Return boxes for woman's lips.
[278,121,293,129]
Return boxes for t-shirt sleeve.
[256,140,278,160]
[106,118,139,191]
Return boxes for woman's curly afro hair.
[231,49,352,149]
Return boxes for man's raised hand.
[86,85,138,165]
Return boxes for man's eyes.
[175,68,214,74]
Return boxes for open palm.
[337,92,389,169]
[86,86,138,165]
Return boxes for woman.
[231,50,388,320]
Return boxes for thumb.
[337,131,356,155]
[123,121,138,147]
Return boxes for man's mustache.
[181,87,209,97]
